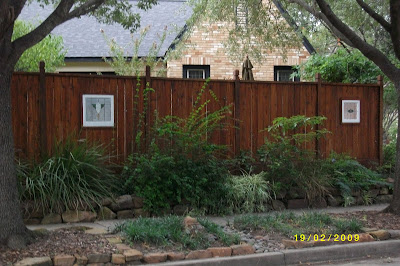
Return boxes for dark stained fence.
[11,70,383,165]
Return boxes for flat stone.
[106,237,122,244]
[87,253,111,264]
[311,197,327,208]
[132,196,144,209]
[74,254,88,265]
[115,244,131,252]
[15,257,52,266]
[375,195,393,204]
[53,255,75,266]
[110,195,134,212]
[85,228,108,235]
[124,249,143,262]
[271,200,286,211]
[231,244,255,255]
[133,208,150,217]
[380,187,389,195]
[167,252,185,261]
[62,210,97,223]
[351,233,374,243]
[185,250,213,260]
[41,213,62,224]
[142,253,167,263]
[369,230,390,240]
[97,207,117,220]
[207,247,232,257]
[111,254,125,264]
[282,239,313,249]
[327,196,343,207]
[117,210,133,219]
[367,189,380,198]
[287,199,308,209]
[101,198,113,207]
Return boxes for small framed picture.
[82,94,114,127]
[342,100,360,123]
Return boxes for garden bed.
[2,210,400,265]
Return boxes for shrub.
[17,137,117,213]
[258,115,332,201]
[122,82,232,214]
[225,172,273,214]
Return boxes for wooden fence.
[11,66,383,165]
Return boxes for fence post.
[39,61,47,158]
[315,73,321,158]
[145,65,152,151]
[378,75,383,165]
[234,70,240,157]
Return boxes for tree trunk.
[386,81,400,213]
[0,66,29,245]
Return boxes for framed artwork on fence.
[341,100,360,123]
[82,94,114,127]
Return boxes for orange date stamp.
[294,234,359,242]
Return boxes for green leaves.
[13,20,66,72]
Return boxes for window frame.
[274,66,299,82]
[183,65,210,79]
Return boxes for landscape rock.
[110,195,134,212]
[375,195,393,204]
[41,213,62,224]
[105,236,122,244]
[173,204,189,215]
[53,255,75,266]
[101,198,113,207]
[133,208,150,217]
[368,230,390,240]
[185,250,213,260]
[380,187,389,195]
[117,210,134,219]
[124,249,143,262]
[111,254,125,264]
[142,253,168,264]
[115,244,131,252]
[311,197,327,208]
[183,216,205,235]
[287,188,306,199]
[271,200,286,211]
[287,199,308,209]
[97,207,116,220]
[388,230,400,239]
[85,228,108,235]
[327,196,343,207]
[62,210,97,223]
[87,253,111,264]
[231,244,255,255]
[167,252,186,261]
[367,189,380,198]
[15,257,52,266]
[207,247,232,257]
[353,233,374,243]
[74,254,88,265]
[132,196,144,209]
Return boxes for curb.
[152,240,400,266]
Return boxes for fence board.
[10,72,383,165]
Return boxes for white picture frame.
[82,94,114,127]
[342,100,360,123]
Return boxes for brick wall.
[167,23,310,81]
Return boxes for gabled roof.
[19,0,192,61]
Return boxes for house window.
[274,66,299,82]
[183,65,210,79]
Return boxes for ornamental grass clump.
[17,137,117,213]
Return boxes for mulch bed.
[330,211,400,230]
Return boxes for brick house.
[20,0,314,81]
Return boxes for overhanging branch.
[356,0,391,32]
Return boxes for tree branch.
[67,0,105,19]
[356,0,391,32]
[390,0,400,61]
[315,0,400,83]
[0,0,27,43]
[286,0,355,47]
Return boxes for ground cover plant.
[233,212,363,238]
[16,137,118,213]
[114,216,240,250]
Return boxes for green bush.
[258,115,332,201]
[380,141,396,176]
[17,138,117,213]
[122,82,232,214]
[225,172,273,214]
